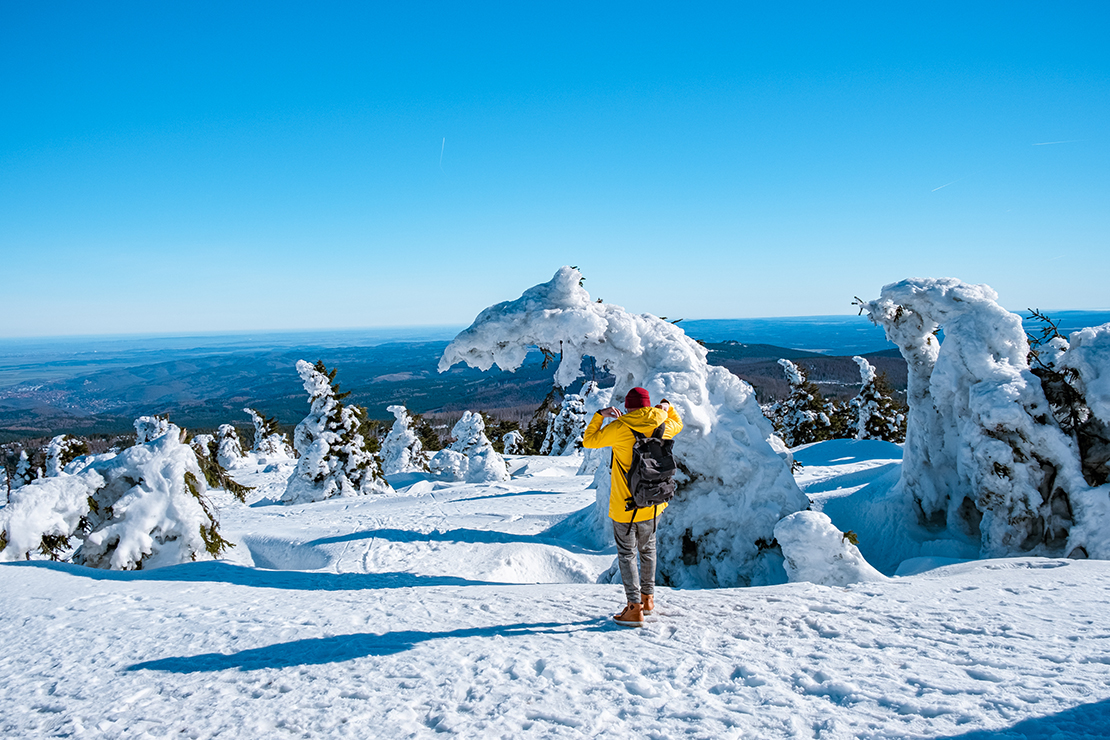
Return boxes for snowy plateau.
[1,444,1109,739]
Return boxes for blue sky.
[2,2,1107,337]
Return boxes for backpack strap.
[651,423,665,440]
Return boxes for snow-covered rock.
[774,511,887,586]
[439,266,809,587]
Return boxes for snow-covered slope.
[3,443,1110,739]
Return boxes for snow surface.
[3,442,1110,738]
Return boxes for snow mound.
[774,511,887,586]
[439,266,809,587]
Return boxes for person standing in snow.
[583,387,683,627]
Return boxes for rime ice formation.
[774,511,887,586]
[860,278,1110,560]
[0,421,228,570]
[282,360,392,504]
[439,266,809,587]
[381,405,428,475]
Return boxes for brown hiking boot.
[641,593,655,615]
[613,602,644,628]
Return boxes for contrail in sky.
[1032,140,1082,146]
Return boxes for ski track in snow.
[3,450,1110,739]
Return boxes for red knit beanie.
[624,387,651,409]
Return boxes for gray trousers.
[612,519,657,604]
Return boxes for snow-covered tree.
[0,418,232,569]
[439,266,808,587]
[381,404,428,475]
[190,433,252,503]
[215,424,245,469]
[501,430,524,454]
[543,382,597,456]
[1027,314,1110,488]
[45,435,91,477]
[282,360,392,504]
[13,449,34,489]
[135,416,171,444]
[850,356,906,443]
[429,411,510,483]
[768,359,837,447]
[244,408,293,459]
[859,278,1110,561]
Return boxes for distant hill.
[4,310,1107,440]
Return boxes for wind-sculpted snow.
[439,266,809,587]
[0,422,225,569]
[860,278,1110,561]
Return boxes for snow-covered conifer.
[501,430,524,454]
[0,420,232,569]
[850,356,906,443]
[135,416,171,444]
[282,360,392,504]
[439,266,808,586]
[45,435,90,477]
[244,408,292,459]
[215,424,245,469]
[444,411,510,483]
[859,278,1110,561]
[189,433,252,503]
[14,449,33,489]
[381,404,428,475]
[544,382,596,456]
[772,359,836,447]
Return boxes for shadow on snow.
[305,527,609,556]
[1,560,509,591]
[934,697,1110,740]
[127,619,613,673]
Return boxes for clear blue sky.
[2,2,1107,337]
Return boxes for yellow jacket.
[582,404,684,523]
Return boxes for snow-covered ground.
[3,445,1110,739]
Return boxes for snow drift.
[439,266,809,587]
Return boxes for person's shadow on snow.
[127,620,612,673]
